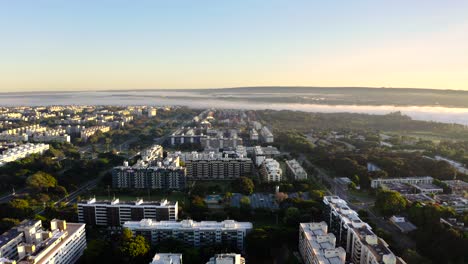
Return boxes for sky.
[0,0,467,92]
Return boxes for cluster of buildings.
[304,196,407,264]
[0,219,86,264]
[372,177,468,213]
[79,125,111,141]
[249,121,274,143]
[0,143,49,166]
[371,176,444,194]
[170,127,243,150]
[112,143,285,190]
[0,125,71,143]
[112,146,186,190]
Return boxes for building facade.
[78,198,178,227]
[174,151,253,180]
[370,177,433,189]
[259,158,282,182]
[285,159,308,181]
[123,219,252,250]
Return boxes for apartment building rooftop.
[150,253,182,264]
[124,219,252,231]
[20,222,83,264]
[79,197,177,207]
[299,222,346,264]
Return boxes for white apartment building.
[148,108,157,117]
[252,146,266,166]
[78,197,178,226]
[251,121,262,130]
[206,253,245,264]
[150,253,182,264]
[80,125,111,141]
[285,159,308,180]
[260,158,282,182]
[322,196,406,264]
[260,126,274,143]
[299,222,346,264]
[0,219,86,264]
[249,129,259,141]
[123,219,252,250]
[370,176,433,189]
[348,225,402,264]
[172,151,253,180]
[0,143,49,166]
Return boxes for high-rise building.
[78,197,178,227]
[285,159,308,181]
[0,219,86,264]
[173,151,253,180]
[323,196,407,264]
[123,219,252,250]
[112,145,186,190]
[299,222,346,264]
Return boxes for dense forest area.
[259,110,468,140]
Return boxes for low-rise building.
[299,222,346,264]
[371,177,433,189]
[123,219,252,250]
[112,146,186,190]
[78,197,178,227]
[285,159,307,180]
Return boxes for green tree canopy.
[26,171,57,191]
[374,190,407,216]
[235,177,254,195]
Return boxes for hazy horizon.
[3,86,468,94]
[1,0,468,92]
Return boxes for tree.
[275,192,288,202]
[374,190,407,216]
[283,207,301,226]
[119,228,150,262]
[240,196,251,209]
[236,177,254,195]
[26,171,57,191]
[0,218,20,233]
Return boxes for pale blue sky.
[1,0,467,91]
